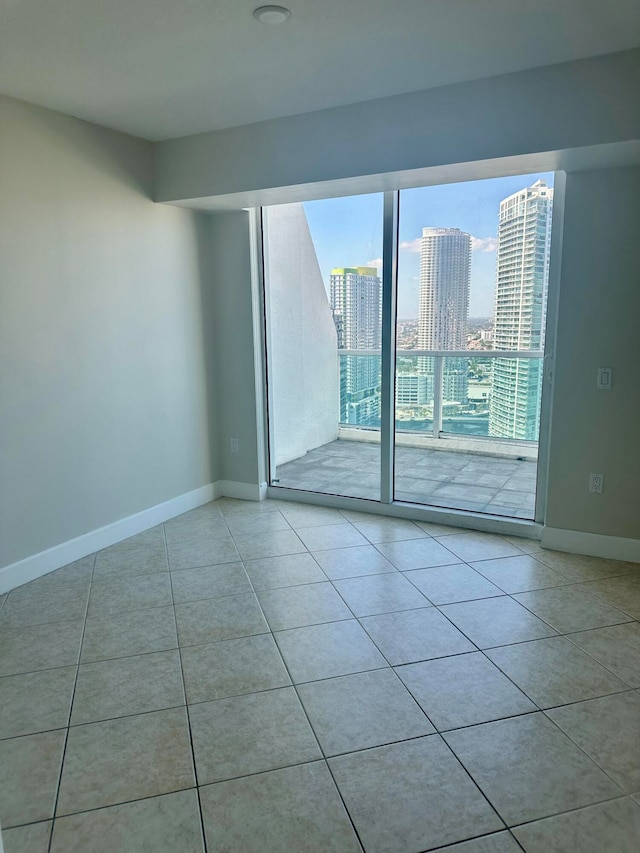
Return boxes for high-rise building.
[330,266,381,425]
[489,179,554,440]
[417,227,471,404]
[418,227,472,350]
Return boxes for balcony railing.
[337,349,544,443]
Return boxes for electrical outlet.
[230,438,239,453]
[589,473,604,494]
[597,368,612,390]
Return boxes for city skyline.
[303,171,555,317]
[310,177,554,438]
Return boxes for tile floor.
[1,498,640,852]
[275,440,537,518]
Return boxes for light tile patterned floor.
[275,440,538,518]
[1,498,640,852]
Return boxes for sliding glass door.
[393,176,554,519]
[261,172,557,521]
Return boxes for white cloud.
[399,237,422,253]
[370,234,496,264]
[471,236,497,253]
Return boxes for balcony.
[272,350,541,520]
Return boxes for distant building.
[468,381,491,404]
[418,227,471,404]
[330,267,381,425]
[489,180,554,440]
[396,374,430,407]
[418,227,471,351]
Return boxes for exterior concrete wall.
[264,204,338,466]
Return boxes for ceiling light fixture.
[253,5,291,24]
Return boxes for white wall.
[264,204,338,465]
[155,49,640,205]
[0,94,218,570]
[208,211,263,488]
[546,166,640,540]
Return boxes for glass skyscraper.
[417,227,471,404]
[489,179,554,440]
[330,266,382,425]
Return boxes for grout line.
[5,701,188,737]
[3,579,638,678]
[412,827,526,853]
[442,704,631,829]
[164,555,244,572]
[480,646,633,710]
[510,829,528,852]
[279,661,390,689]
[4,612,637,718]
[399,593,565,715]
[8,787,201,834]
[11,776,633,843]
[6,718,632,837]
[7,678,637,744]
[269,605,431,636]
[163,522,209,853]
[400,571,506,605]
[235,555,367,844]
[46,550,96,853]
[243,574,367,853]
[196,755,356,792]
[504,591,636,629]
[561,630,640,689]
[508,795,640,834]
[435,727,509,832]
[0,611,90,634]
[541,699,638,794]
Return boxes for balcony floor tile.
[275,439,537,519]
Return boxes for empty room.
[1,2,640,852]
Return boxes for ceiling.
[1,0,639,141]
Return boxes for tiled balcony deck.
[275,439,537,519]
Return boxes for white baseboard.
[541,527,640,563]
[0,480,271,594]
[217,480,268,501]
[0,483,218,594]
[4,483,636,596]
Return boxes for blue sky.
[303,171,554,318]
